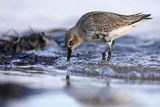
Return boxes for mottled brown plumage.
[65,11,152,61]
[76,12,151,36]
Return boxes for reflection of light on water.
[129,88,160,107]
[9,93,81,107]
[3,75,160,107]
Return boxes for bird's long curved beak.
[67,48,72,61]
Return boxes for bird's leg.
[102,47,112,61]
[112,40,115,46]
[102,41,113,61]
[107,46,112,61]
[102,50,107,60]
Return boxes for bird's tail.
[128,13,152,24]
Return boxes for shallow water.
[0,31,160,107]
[1,70,160,107]
[25,33,160,80]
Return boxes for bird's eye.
[69,41,73,45]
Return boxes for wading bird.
[65,11,152,61]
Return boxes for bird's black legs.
[111,40,115,46]
[107,47,112,61]
[102,47,112,61]
[102,51,106,60]
[102,40,114,61]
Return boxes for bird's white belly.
[109,21,144,40]
[109,25,134,40]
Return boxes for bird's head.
[65,27,83,61]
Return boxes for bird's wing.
[76,12,151,33]
[124,13,152,24]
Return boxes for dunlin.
[65,11,152,61]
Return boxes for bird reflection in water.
[64,77,132,107]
